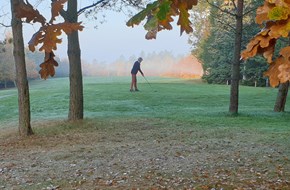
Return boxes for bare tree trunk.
[274,81,289,112]
[66,0,84,121]
[229,0,244,115]
[10,0,33,136]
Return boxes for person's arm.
[139,69,144,76]
[138,62,144,76]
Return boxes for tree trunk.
[10,0,33,136]
[274,81,289,112]
[66,0,84,121]
[229,0,244,115]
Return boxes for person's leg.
[134,76,138,90]
[131,74,136,91]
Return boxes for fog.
[81,53,203,78]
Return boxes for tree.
[62,0,146,121]
[241,0,290,111]
[229,0,244,114]
[0,39,16,88]
[10,0,33,136]
[242,56,268,87]
[14,0,144,121]
[192,0,265,86]
[14,0,84,121]
[241,0,290,87]
[66,0,84,120]
[274,81,289,112]
[272,38,290,112]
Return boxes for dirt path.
[0,119,289,190]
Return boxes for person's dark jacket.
[131,61,143,75]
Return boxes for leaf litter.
[0,118,289,189]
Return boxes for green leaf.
[268,6,290,21]
[177,1,193,34]
[126,1,159,27]
[144,16,158,31]
[157,0,172,20]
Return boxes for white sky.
[0,1,192,63]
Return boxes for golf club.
[142,75,157,92]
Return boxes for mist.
[81,52,203,79]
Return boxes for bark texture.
[11,0,33,136]
[229,0,244,115]
[274,81,289,112]
[66,0,84,121]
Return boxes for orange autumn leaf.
[261,43,275,63]
[241,29,276,63]
[256,1,275,24]
[49,0,68,24]
[39,52,59,79]
[15,1,84,79]
[159,15,174,30]
[278,63,290,83]
[263,46,290,87]
[14,0,46,24]
[53,22,84,34]
[269,19,290,38]
[29,22,83,53]
[264,57,283,87]
[243,0,290,86]
[280,46,290,59]
[28,30,44,52]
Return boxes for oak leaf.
[177,0,193,35]
[49,0,68,24]
[126,1,159,27]
[53,22,84,34]
[268,6,290,21]
[39,52,59,79]
[264,57,283,87]
[157,0,172,20]
[127,0,197,39]
[14,0,46,25]
[269,19,290,38]
[256,2,275,24]
[241,29,276,63]
[29,22,83,53]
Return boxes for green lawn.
[0,76,289,128]
[1,77,290,189]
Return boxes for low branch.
[121,0,145,9]
[231,0,237,11]
[243,6,259,16]
[77,0,109,16]
[0,23,11,27]
[211,14,236,33]
[206,0,236,17]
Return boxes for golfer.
[130,57,144,92]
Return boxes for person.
[130,57,144,92]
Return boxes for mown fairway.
[0,77,289,189]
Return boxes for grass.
[0,77,290,189]
[0,76,289,127]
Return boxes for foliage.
[0,37,40,88]
[195,0,265,85]
[127,0,197,39]
[189,1,210,54]
[0,39,15,88]
[241,0,290,87]
[242,56,268,87]
[14,0,83,79]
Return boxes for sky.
[0,0,193,63]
